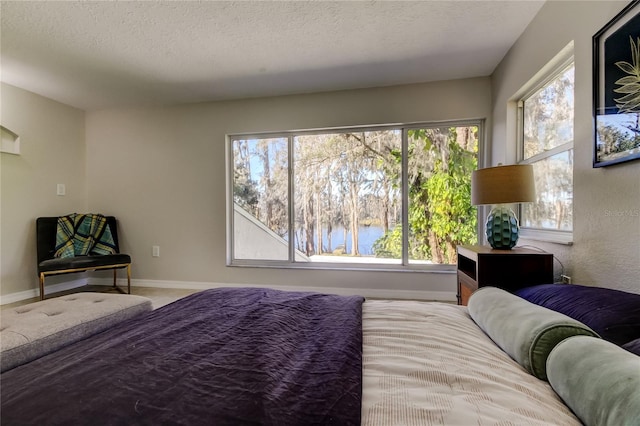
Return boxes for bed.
[1,285,639,425]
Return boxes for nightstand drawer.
[456,245,553,305]
[458,271,477,306]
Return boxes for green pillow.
[468,287,598,380]
[547,336,640,426]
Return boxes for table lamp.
[471,164,536,249]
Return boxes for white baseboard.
[0,278,88,305]
[88,277,457,302]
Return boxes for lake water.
[314,226,385,255]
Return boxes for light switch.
[152,246,160,257]
[56,184,66,196]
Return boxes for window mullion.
[516,101,524,161]
[288,135,296,263]
[520,142,574,165]
[401,128,409,266]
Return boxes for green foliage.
[372,225,402,258]
[373,127,478,263]
[425,160,477,250]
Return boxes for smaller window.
[517,59,574,243]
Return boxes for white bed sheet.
[361,300,581,425]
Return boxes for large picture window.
[518,60,574,242]
[228,121,481,269]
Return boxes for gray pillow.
[468,286,598,380]
[547,335,640,426]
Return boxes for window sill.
[228,260,458,274]
[519,228,573,245]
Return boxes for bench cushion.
[38,253,131,273]
[0,293,151,372]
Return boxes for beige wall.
[85,78,491,300]
[491,1,640,293]
[0,83,87,298]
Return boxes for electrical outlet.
[561,274,572,284]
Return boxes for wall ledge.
[1,277,457,305]
[89,277,457,302]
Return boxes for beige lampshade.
[471,164,535,206]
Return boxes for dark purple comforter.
[1,288,364,425]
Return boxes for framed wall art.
[593,0,640,167]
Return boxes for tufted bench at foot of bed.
[0,293,152,372]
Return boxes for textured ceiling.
[0,1,545,110]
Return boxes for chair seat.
[38,254,131,273]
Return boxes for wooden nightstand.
[457,245,553,306]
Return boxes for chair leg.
[39,273,46,301]
[126,264,131,294]
[113,269,117,288]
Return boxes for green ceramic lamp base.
[485,205,520,249]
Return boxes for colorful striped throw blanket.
[54,214,116,258]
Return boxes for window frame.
[226,119,485,272]
[516,50,574,245]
